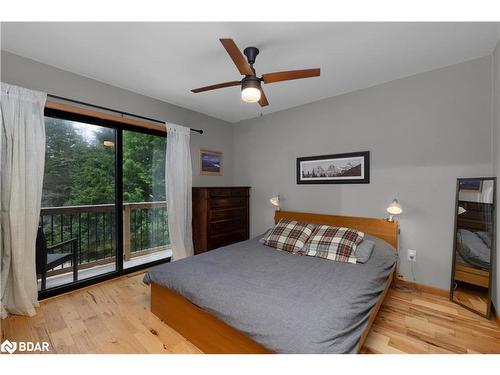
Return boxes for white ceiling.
[2,22,499,123]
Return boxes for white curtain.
[165,123,194,261]
[1,83,47,317]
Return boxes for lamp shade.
[241,87,261,103]
[386,199,402,215]
[241,79,261,103]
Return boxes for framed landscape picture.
[200,149,223,176]
[297,151,370,184]
[459,179,482,191]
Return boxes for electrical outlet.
[408,249,417,262]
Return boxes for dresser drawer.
[208,188,232,197]
[209,197,247,209]
[209,207,247,221]
[208,231,246,249]
[209,218,247,234]
[231,188,249,197]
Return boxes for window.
[122,129,170,269]
[39,108,169,296]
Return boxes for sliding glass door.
[40,115,117,291]
[122,129,170,269]
[39,110,170,296]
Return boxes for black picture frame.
[296,151,370,184]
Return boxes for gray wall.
[0,51,234,187]
[492,42,500,311]
[233,56,493,290]
[2,50,496,294]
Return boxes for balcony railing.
[40,201,169,276]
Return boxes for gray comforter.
[457,229,491,269]
[144,234,397,353]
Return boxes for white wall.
[492,41,500,310]
[0,51,234,187]
[233,56,493,290]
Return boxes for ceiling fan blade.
[220,38,253,76]
[259,88,269,107]
[262,68,320,84]
[191,81,241,93]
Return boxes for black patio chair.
[36,226,79,290]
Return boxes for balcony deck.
[39,248,171,290]
[39,201,170,292]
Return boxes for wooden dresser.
[192,187,250,254]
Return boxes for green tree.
[43,119,166,206]
[68,126,116,205]
[123,130,166,203]
[43,117,85,206]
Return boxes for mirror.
[450,177,496,318]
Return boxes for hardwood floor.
[452,282,489,316]
[363,285,500,353]
[2,273,499,354]
[2,272,201,354]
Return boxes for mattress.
[144,233,397,353]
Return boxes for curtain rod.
[46,93,204,134]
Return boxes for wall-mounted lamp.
[103,140,115,147]
[386,199,402,222]
[458,206,467,215]
[270,195,280,211]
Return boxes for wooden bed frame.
[151,210,398,354]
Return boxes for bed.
[456,229,491,270]
[454,229,491,288]
[144,211,398,354]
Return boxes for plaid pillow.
[302,225,365,264]
[263,218,316,253]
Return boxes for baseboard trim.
[395,278,449,297]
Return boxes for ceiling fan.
[191,38,320,107]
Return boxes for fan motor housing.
[241,76,261,90]
[243,47,259,65]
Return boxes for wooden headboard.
[274,210,399,250]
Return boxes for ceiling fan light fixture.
[191,38,320,108]
[241,79,261,103]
